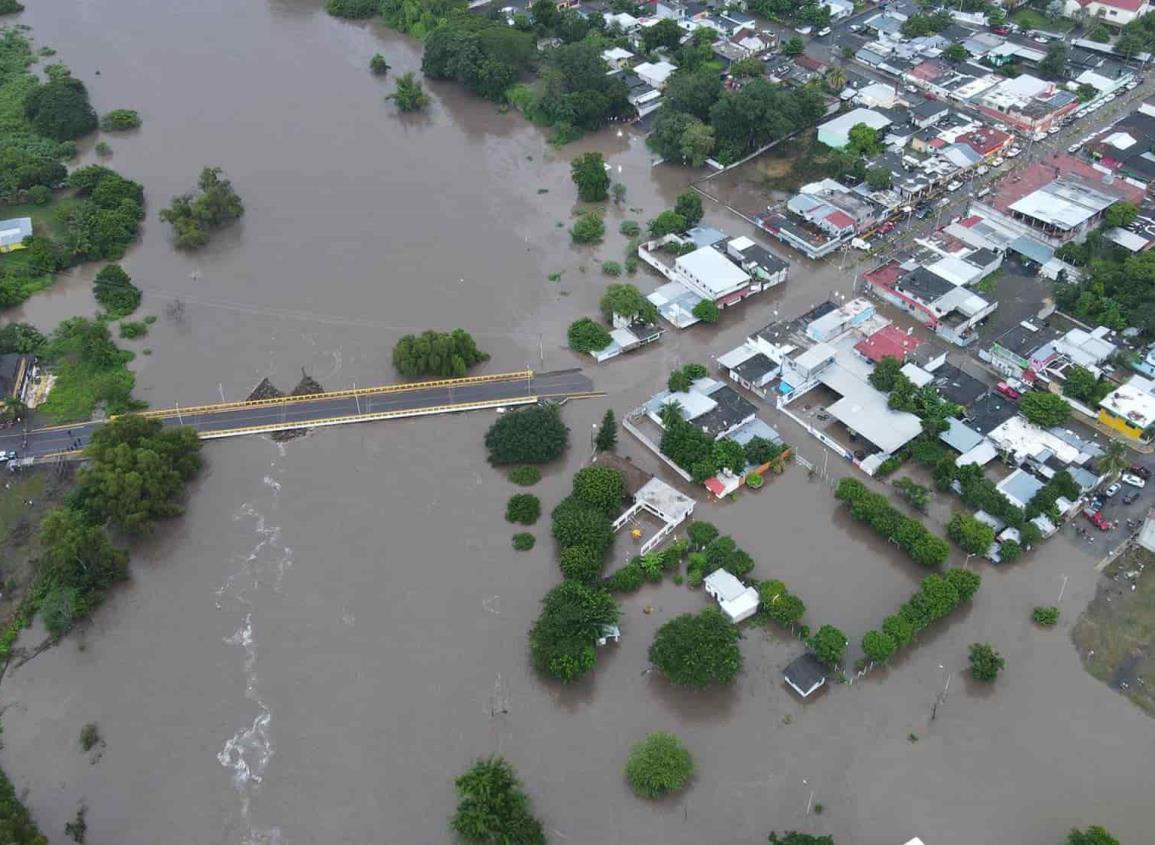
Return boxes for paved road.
[0,370,595,461]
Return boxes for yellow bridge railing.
[134,370,535,419]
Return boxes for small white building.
[674,246,752,306]
[635,60,678,90]
[704,569,760,623]
[601,46,635,70]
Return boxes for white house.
[1064,0,1150,27]
[601,46,635,70]
[674,246,754,306]
[704,569,760,623]
[635,60,678,90]
[822,0,855,19]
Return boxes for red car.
[879,221,896,234]
[991,25,1010,34]
[995,381,1021,400]
[1086,510,1110,531]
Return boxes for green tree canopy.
[968,641,1004,682]
[387,72,430,111]
[649,210,686,236]
[1104,201,1139,229]
[529,580,619,681]
[485,405,569,464]
[1067,826,1119,845]
[74,415,203,535]
[93,264,141,318]
[571,151,610,202]
[808,624,848,669]
[1020,391,1071,427]
[451,757,546,845]
[571,465,625,515]
[571,211,605,243]
[551,495,614,553]
[392,329,488,378]
[692,299,719,323]
[847,122,882,155]
[600,283,658,324]
[567,317,611,353]
[947,512,996,555]
[625,732,694,799]
[595,408,617,451]
[38,506,129,635]
[100,109,141,131]
[861,629,897,664]
[650,607,743,687]
[24,77,98,140]
[674,191,703,227]
[158,166,244,249]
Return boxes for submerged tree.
[451,757,546,844]
[387,72,430,112]
[159,166,244,249]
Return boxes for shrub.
[686,520,718,550]
[692,299,719,323]
[999,539,1022,562]
[369,53,389,75]
[79,722,101,752]
[571,466,624,515]
[604,561,645,592]
[571,212,605,243]
[452,757,545,845]
[327,0,380,18]
[508,465,541,486]
[93,264,141,317]
[620,220,641,237]
[601,260,622,276]
[600,283,659,324]
[567,317,611,353]
[968,642,1004,682]
[948,513,996,555]
[746,472,763,489]
[808,624,847,669]
[551,496,614,555]
[392,328,488,378]
[512,532,535,551]
[505,494,540,525]
[649,608,742,687]
[100,109,141,131]
[862,629,897,664]
[1032,606,1059,626]
[560,545,604,583]
[485,405,568,465]
[118,321,147,339]
[944,567,981,602]
[625,733,694,799]
[529,581,619,681]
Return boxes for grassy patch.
[754,132,854,194]
[1073,546,1155,717]
[39,356,139,422]
[0,472,46,540]
[1011,9,1075,32]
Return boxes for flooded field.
[1,2,1153,844]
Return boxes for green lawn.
[1011,9,1076,33]
[0,473,46,540]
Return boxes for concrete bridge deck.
[0,369,597,462]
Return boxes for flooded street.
[2,2,1154,844]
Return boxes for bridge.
[0,369,597,462]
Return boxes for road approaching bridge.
[0,369,597,462]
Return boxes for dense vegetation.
[24,74,97,140]
[391,328,488,378]
[595,409,616,451]
[600,283,657,324]
[387,72,430,112]
[99,109,140,131]
[968,641,1004,682]
[835,477,951,567]
[1054,225,1155,335]
[625,732,694,799]
[37,317,144,422]
[327,0,383,19]
[859,570,981,667]
[384,0,467,39]
[649,607,742,687]
[484,404,569,464]
[567,316,611,353]
[158,166,243,249]
[92,263,140,317]
[807,624,847,670]
[571,151,608,202]
[648,69,826,165]
[529,579,619,681]
[0,764,46,845]
[1020,391,1071,427]
[451,757,546,845]
[505,493,541,525]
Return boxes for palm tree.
[1099,439,1130,479]
[825,66,846,93]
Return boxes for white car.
[976,165,989,175]
[1068,142,1082,153]
[1006,148,1020,158]
[1122,472,1147,488]
[947,180,962,191]
[990,156,1004,167]
[1048,126,1061,135]
[1105,93,1117,102]
[1126,80,1139,90]
[1105,482,1122,498]
[1032,131,1047,141]
[817,26,832,36]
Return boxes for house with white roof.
[704,569,760,623]
[817,108,892,150]
[635,60,678,89]
[0,217,32,253]
[1064,0,1151,26]
[1099,379,1155,441]
[674,246,754,307]
[601,46,635,70]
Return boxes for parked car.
[1068,142,1082,153]
[817,26,832,36]
[1128,465,1152,480]
[1048,126,1061,136]
[947,180,962,191]
[1006,148,1020,158]
[880,221,896,233]
[1123,491,1140,505]
[996,381,1021,400]
[1126,80,1139,90]
[1086,510,1111,531]
[1105,93,1117,102]
[849,23,864,32]
[992,25,1010,35]
[796,25,812,34]
[1122,472,1147,488]
[916,207,931,219]
[1105,482,1122,498]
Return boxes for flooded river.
[2,2,1154,844]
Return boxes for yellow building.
[0,217,32,254]
[1098,381,1155,441]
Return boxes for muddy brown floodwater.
[2,2,1154,844]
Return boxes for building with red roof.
[855,324,923,364]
